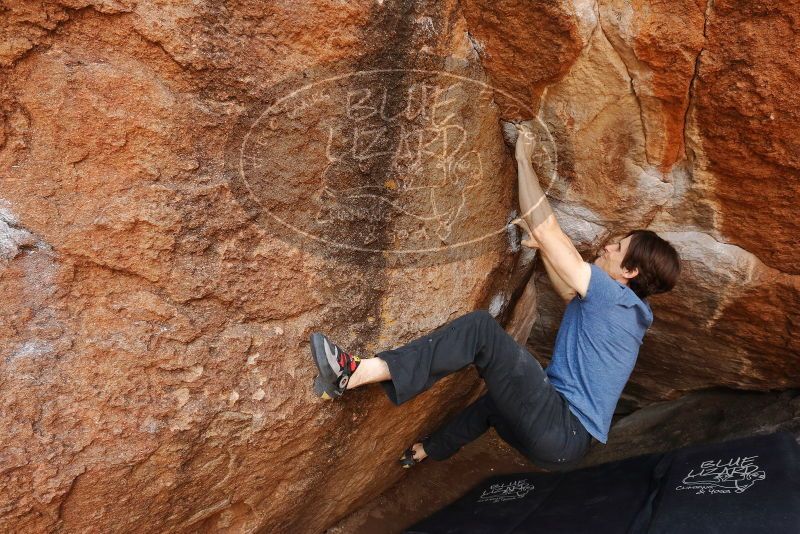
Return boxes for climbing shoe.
[399,448,420,469]
[399,439,429,469]
[309,332,361,400]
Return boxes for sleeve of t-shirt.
[577,263,620,308]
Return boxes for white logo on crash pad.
[675,455,766,494]
[478,479,535,503]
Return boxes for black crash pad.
[406,431,800,534]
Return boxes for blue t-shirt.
[545,263,653,444]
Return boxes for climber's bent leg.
[376,309,592,467]
[422,393,528,461]
[376,310,538,407]
[421,394,494,460]
[375,310,498,405]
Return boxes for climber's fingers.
[511,217,533,236]
[521,237,540,249]
[514,123,537,163]
[511,217,540,249]
[515,122,536,140]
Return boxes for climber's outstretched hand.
[515,123,536,163]
[511,217,540,249]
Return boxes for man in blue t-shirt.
[308,124,681,470]
[542,254,657,445]
[509,123,680,447]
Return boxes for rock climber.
[307,123,681,471]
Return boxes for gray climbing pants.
[376,309,593,471]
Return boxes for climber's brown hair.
[621,230,681,299]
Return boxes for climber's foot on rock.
[400,442,428,468]
[309,332,361,400]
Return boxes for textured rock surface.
[0,1,525,532]
[1,0,798,533]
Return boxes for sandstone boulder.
[1,0,798,532]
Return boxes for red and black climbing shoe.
[309,332,361,400]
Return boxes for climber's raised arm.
[529,217,590,298]
[540,249,578,302]
[511,217,577,303]
[515,124,591,298]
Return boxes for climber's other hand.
[511,217,540,249]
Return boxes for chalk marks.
[315,82,487,243]
[227,63,557,264]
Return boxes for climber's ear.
[622,266,639,280]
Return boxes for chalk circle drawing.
[478,479,536,503]
[675,455,766,494]
[226,62,558,264]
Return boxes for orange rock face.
[691,0,800,272]
[0,1,526,532]
[1,0,798,532]
[460,0,590,114]
[600,0,707,171]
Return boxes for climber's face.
[594,235,638,284]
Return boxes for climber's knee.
[467,309,493,324]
